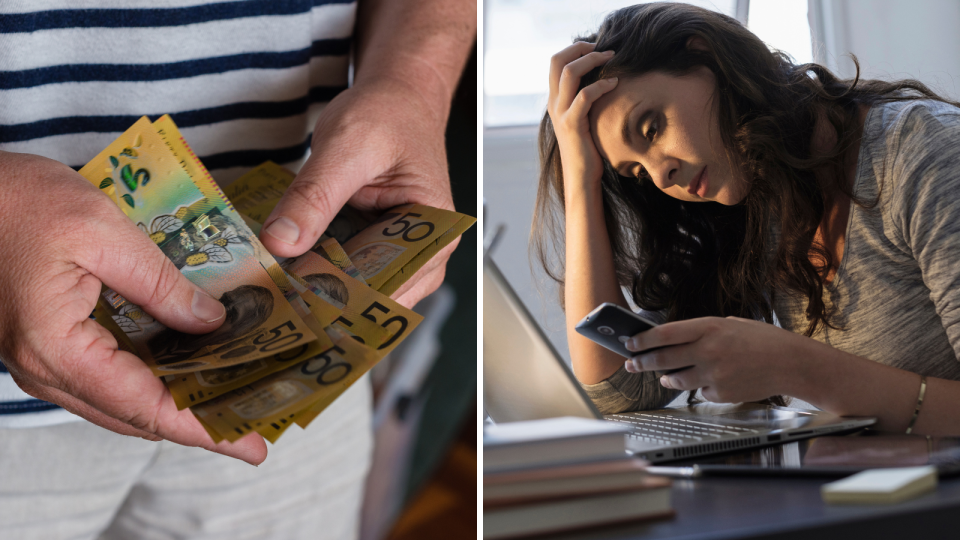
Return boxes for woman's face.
[589,67,747,205]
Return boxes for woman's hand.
[550,42,631,384]
[623,316,960,436]
[624,316,811,403]
[548,42,619,189]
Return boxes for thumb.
[258,136,373,258]
[80,209,226,335]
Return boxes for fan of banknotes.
[79,116,475,444]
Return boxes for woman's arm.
[546,43,632,385]
[788,345,960,435]
[563,174,633,384]
[624,316,960,434]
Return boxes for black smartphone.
[574,303,685,375]
[574,303,659,357]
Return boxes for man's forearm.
[354,0,476,123]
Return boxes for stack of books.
[483,417,673,539]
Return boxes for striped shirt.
[0,0,356,427]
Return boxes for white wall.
[809,0,960,100]
[484,127,573,365]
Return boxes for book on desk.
[483,417,673,538]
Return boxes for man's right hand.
[0,151,268,465]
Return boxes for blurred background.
[483,0,960,371]
[362,48,477,540]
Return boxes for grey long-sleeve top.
[582,99,960,414]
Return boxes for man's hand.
[258,0,475,309]
[0,151,267,465]
[258,78,458,308]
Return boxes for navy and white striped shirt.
[0,0,356,427]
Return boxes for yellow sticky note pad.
[821,466,937,505]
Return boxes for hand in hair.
[547,41,620,189]
[546,41,637,385]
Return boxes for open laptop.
[483,254,876,463]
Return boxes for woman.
[534,2,960,435]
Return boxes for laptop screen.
[483,255,601,423]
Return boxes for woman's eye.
[644,119,659,141]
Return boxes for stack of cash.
[79,116,475,444]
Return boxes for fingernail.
[624,360,637,373]
[605,77,619,85]
[264,217,300,246]
[604,50,615,56]
[660,375,671,389]
[626,337,638,351]
[192,290,225,323]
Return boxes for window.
[748,0,813,65]
[483,0,812,127]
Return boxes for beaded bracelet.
[905,376,927,435]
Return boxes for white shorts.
[0,377,373,540]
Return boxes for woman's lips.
[688,166,708,198]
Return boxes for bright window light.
[484,0,737,127]
[747,0,813,65]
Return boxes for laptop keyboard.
[607,413,761,445]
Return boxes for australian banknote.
[191,326,380,443]
[342,204,477,295]
[79,117,317,375]
[311,234,365,283]
[82,117,473,445]
[227,162,476,295]
[224,161,374,245]
[282,250,423,354]
[163,339,327,410]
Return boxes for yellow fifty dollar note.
[222,161,295,213]
[282,251,421,353]
[312,234,366,283]
[377,213,476,296]
[227,161,373,246]
[191,328,380,443]
[286,256,392,348]
[165,339,326,410]
[152,117,294,284]
[152,116,334,362]
[285,271,343,329]
[342,204,475,292]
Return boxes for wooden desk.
[551,472,960,539]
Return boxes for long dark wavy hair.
[534,3,959,343]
